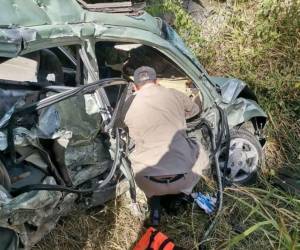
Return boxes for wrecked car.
[0,0,267,249]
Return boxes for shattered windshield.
[162,22,207,74]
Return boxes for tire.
[220,127,264,185]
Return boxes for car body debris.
[0,0,267,249]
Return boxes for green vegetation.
[148,0,300,249]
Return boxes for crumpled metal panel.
[209,76,267,127]
[64,140,110,167]
[225,97,267,128]
[34,0,84,25]
[37,92,110,185]
[0,177,78,249]
[86,12,162,36]
[0,89,29,130]
[0,90,27,119]
[0,0,161,57]
[38,95,102,146]
[0,0,83,28]
[0,29,23,58]
[71,160,111,186]
[0,0,51,27]
[1,91,39,134]
[0,28,37,57]
[210,76,246,104]
[0,178,61,217]
[37,106,60,138]
[0,177,62,246]
[0,0,160,35]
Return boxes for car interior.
[94,41,203,112]
[0,41,203,198]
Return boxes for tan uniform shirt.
[124,83,200,177]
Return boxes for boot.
[148,196,161,227]
[160,193,192,215]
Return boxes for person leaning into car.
[123,66,209,222]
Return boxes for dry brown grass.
[34,197,143,250]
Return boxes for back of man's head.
[133,66,157,86]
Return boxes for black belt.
[146,174,185,184]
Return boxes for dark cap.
[133,66,157,84]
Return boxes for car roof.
[0,0,162,57]
[0,0,161,32]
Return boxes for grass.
[35,0,300,249]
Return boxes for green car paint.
[0,0,266,129]
[0,1,268,248]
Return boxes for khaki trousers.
[134,146,210,198]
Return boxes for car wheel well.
[237,85,258,102]
[238,116,267,144]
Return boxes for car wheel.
[219,128,264,185]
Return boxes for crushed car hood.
[0,0,162,57]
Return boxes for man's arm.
[116,94,136,129]
[171,88,200,119]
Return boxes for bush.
[148,0,300,249]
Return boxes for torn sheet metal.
[71,160,111,186]
[0,0,81,27]
[0,90,27,121]
[13,127,40,148]
[64,139,110,167]
[0,177,60,217]
[38,94,103,145]
[0,105,18,129]
[209,76,267,127]
[0,176,77,249]
[37,106,61,138]
[36,91,110,184]
[15,146,48,171]
[0,0,160,58]
[0,185,11,204]
[35,0,84,25]
[226,98,267,128]
[0,28,37,57]
[210,76,246,104]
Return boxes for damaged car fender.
[225,98,267,129]
[211,76,267,128]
